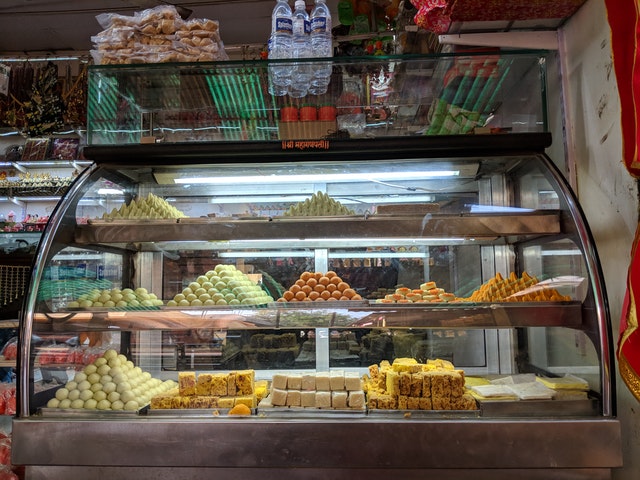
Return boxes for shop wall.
[560,0,639,478]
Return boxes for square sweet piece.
[399,371,412,396]
[218,397,234,409]
[271,388,288,406]
[196,373,213,396]
[386,370,400,397]
[236,370,255,395]
[226,372,237,396]
[234,395,256,408]
[316,372,331,391]
[407,397,420,410]
[397,395,408,410]
[348,390,365,409]
[344,372,362,391]
[419,397,432,410]
[286,390,301,407]
[301,390,316,407]
[422,373,432,398]
[170,396,191,409]
[315,391,332,408]
[287,374,302,390]
[332,390,348,409]
[272,373,288,390]
[258,396,273,409]
[301,374,316,391]
[210,373,228,396]
[178,372,196,396]
[330,370,345,391]
[410,372,423,397]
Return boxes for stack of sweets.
[363,358,477,411]
[261,371,366,410]
[150,370,260,410]
[463,271,571,302]
[374,281,458,303]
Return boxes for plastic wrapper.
[91,6,228,64]
[0,338,17,361]
[21,137,50,161]
[50,138,80,160]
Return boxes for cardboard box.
[278,121,337,140]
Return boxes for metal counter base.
[12,417,622,479]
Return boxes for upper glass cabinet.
[86,51,548,144]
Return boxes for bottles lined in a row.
[268,0,333,97]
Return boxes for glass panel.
[87,52,547,144]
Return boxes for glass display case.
[86,51,548,145]
[12,133,621,479]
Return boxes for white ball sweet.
[55,388,69,401]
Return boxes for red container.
[318,105,338,121]
[280,106,299,122]
[299,105,318,121]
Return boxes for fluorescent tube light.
[174,170,459,185]
[97,188,124,195]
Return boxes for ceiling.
[0,0,332,58]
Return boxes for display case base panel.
[23,466,616,480]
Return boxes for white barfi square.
[301,390,316,407]
[315,391,331,408]
[348,390,365,409]
[287,374,302,390]
[332,390,348,408]
[272,374,288,390]
[344,372,362,391]
[330,370,345,391]
[271,388,288,406]
[301,374,316,391]
[286,390,301,407]
[316,372,331,391]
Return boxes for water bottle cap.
[295,0,306,9]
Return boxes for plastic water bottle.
[309,0,332,95]
[290,0,312,98]
[268,0,293,96]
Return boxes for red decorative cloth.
[605,0,640,402]
[411,0,586,34]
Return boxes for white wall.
[560,0,639,478]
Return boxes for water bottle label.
[311,17,328,34]
[293,18,308,36]
[275,17,293,34]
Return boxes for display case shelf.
[33,301,582,334]
[75,211,561,246]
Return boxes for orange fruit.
[320,290,331,300]
[307,278,318,288]
[319,276,330,286]
[295,291,307,301]
[300,271,312,281]
[337,282,349,292]
[314,284,325,293]
[283,291,294,301]
[302,285,313,295]
[326,271,337,278]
